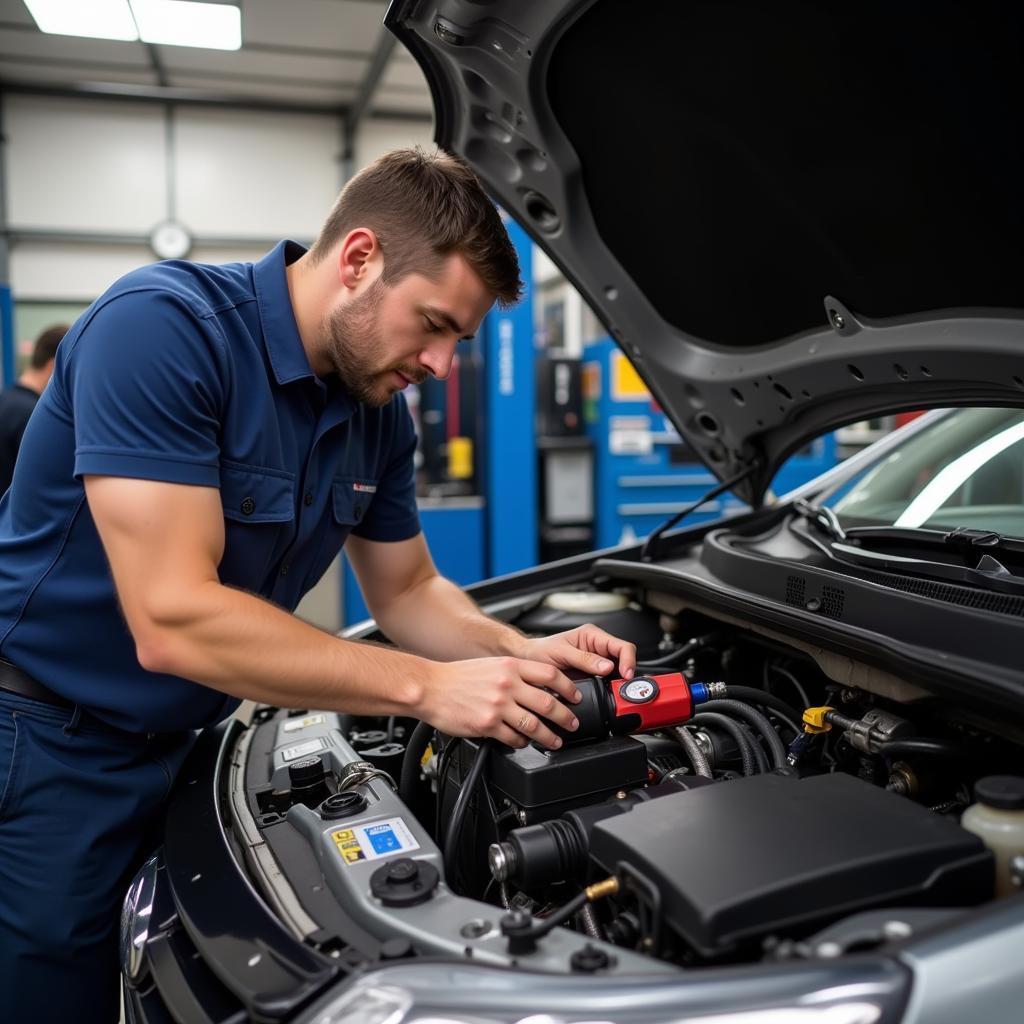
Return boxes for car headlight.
[298,960,909,1024]
[120,854,159,985]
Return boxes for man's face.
[319,252,495,407]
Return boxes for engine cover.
[589,772,993,956]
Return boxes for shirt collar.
[253,240,317,386]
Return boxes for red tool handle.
[609,672,694,733]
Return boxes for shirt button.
[280,562,290,576]
[303,491,314,507]
[241,497,256,516]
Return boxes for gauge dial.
[619,677,659,704]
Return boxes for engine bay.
[233,578,1024,975]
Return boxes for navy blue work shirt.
[0,241,420,733]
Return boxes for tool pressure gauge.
[619,676,659,704]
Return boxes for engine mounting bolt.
[615,790,628,800]
[517,809,528,825]
[570,942,612,973]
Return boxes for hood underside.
[387,0,1024,503]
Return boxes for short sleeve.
[61,289,228,486]
[351,398,421,542]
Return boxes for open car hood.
[386,0,1024,504]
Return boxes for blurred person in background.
[0,323,67,493]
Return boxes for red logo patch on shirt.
[352,482,377,493]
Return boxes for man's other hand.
[518,623,637,684]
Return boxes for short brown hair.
[309,148,522,307]
[31,324,67,368]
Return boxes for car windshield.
[820,408,1024,539]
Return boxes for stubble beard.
[320,279,425,407]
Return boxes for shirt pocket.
[332,477,378,529]
[219,461,296,591]
[300,476,378,593]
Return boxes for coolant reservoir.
[541,591,629,613]
[960,775,1024,897]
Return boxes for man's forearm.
[372,573,529,662]
[138,579,431,715]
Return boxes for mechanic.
[0,321,66,493]
[0,148,636,1022]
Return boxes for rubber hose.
[673,725,713,778]
[740,722,770,773]
[876,738,970,760]
[443,741,490,886]
[692,711,759,776]
[708,699,787,769]
[399,720,434,805]
[717,686,803,736]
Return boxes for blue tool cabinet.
[583,337,836,548]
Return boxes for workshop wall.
[2,92,433,300]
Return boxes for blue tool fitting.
[690,680,727,706]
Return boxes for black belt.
[0,658,73,709]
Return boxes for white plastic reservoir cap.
[541,591,630,613]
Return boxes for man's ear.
[337,228,381,290]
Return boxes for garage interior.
[5,4,1022,1024]
[0,0,874,636]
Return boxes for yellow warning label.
[332,829,367,863]
[611,351,650,402]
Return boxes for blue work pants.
[0,691,194,1023]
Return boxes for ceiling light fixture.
[130,0,242,51]
[24,0,139,41]
[23,0,242,51]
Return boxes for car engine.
[238,583,1024,973]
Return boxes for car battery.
[446,734,649,827]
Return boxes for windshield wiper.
[790,501,1024,594]
[793,498,847,541]
[843,524,1023,551]
[794,500,1024,552]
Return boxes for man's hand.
[416,656,583,750]
[517,623,638,682]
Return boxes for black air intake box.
[590,772,993,956]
